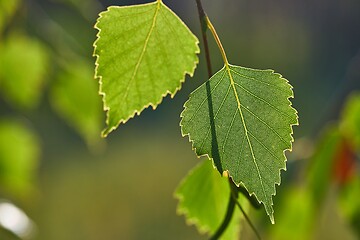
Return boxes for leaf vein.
[103,7,154,20]
[241,105,289,147]
[247,130,281,163]
[121,1,161,103]
[226,67,269,208]
[186,71,226,124]
[198,81,231,153]
[234,82,294,120]
[158,6,189,61]
[230,68,285,92]
[221,107,238,157]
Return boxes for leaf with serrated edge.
[175,159,247,239]
[181,64,298,223]
[94,0,199,136]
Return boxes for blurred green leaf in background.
[0,0,20,33]
[340,93,360,151]
[0,35,49,110]
[0,119,40,197]
[50,60,103,147]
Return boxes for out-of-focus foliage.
[264,92,360,240]
[336,92,360,237]
[268,187,315,240]
[0,0,103,238]
[340,93,360,150]
[0,0,19,33]
[51,0,101,20]
[50,61,103,146]
[0,34,49,109]
[0,119,40,197]
[302,93,360,239]
[339,176,360,237]
[307,125,342,203]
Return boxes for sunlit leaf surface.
[94,0,199,136]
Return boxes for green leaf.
[269,187,315,240]
[50,61,103,146]
[181,65,298,223]
[0,119,40,197]
[340,92,360,150]
[307,125,341,204]
[339,176,360,237]
[0,34,49,109]
[175,160,247,240]
[94,0,199,137]
[0,0,19,33]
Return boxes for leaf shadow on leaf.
[206,81,223,174]
[206,79,262,211]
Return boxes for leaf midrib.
[122,1,161,102]
[225,64,269,208]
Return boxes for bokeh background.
[0,0,359,239]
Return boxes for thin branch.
[195,0,261,239]
[209,188,236,240]
[204,16,229,66]
[230,182,262,240]
[234,198,262,240]
[195,0,212,78]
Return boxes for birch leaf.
[94,0,199,136]
[181,65,298,223]
[175,160,246,240]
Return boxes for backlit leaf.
[175,159,247,240]
[181,65,298,223]
[94,0,199,136]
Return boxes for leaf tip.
[270,215,275,224]
[101,128,111,138]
